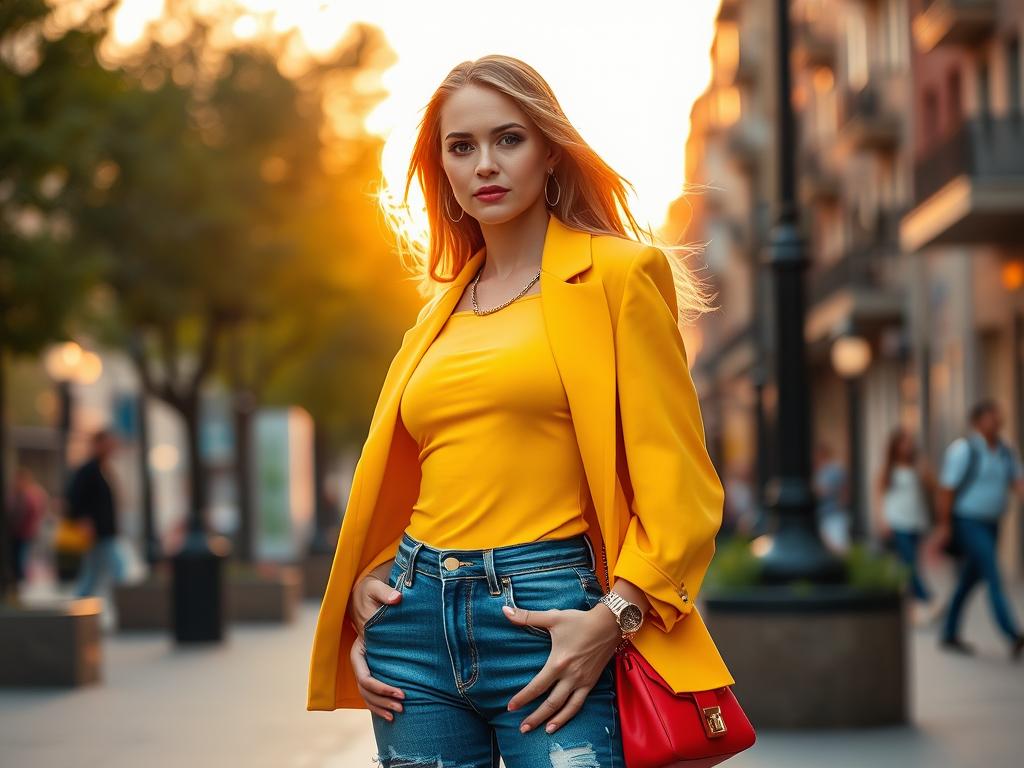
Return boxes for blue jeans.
[890,531,930,601]
[363,533,624,768]
[75,536,125,598]
[942,518,1021,643]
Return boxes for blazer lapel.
[540,216,620,547]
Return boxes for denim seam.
[461,585,480,689]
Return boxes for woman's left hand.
[501,602,621,734]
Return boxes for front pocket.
[502,567,596,638]
[363,561,406,633]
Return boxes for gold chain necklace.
[470,268,541,316]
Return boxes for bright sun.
[107,0,718,233]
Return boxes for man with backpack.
[935,399,1024,659]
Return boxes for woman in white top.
[873,427,934,603]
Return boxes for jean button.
[443,556,461,572]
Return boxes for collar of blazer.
[353,214,620,560]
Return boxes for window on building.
[885,0,906,71]
[1008,37,1022,116]
[947,68,962,130]
[923,88,939,148]
[978,61,990,118]
[846,6,869,91]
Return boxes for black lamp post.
[756,0,844,583]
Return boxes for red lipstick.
[474,185,509,203]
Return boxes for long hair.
[881,426,916,491]
[381,55,710,325]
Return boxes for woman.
[308,56,731,767]
[873,427,935,614]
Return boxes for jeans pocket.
[503,567,594,638]
[363,560,406,633]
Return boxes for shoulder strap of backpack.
[954,439,980,499]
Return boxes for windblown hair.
[881,426,917,491]
[381,55,710,325]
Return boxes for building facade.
[687,0,1024,573]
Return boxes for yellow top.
[400,293,590,549]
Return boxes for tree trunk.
[182,395,207,537]
[137,390,160,565]
[232,392,256,562]
[0,343,14,602]
[309,421,337,554]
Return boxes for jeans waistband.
[395,533,596,596]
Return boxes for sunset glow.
[106,0,718,231]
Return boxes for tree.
[0,0,121,600]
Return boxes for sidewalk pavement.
[1,569,1022,768]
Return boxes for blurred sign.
[254,407,315,562]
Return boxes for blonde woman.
[308,56,731,767]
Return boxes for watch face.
[619,604,644,633]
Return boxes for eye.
[498,133,523,147]
[448,141,473,155]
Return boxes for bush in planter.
[705,536,909,593]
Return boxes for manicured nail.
[385,713,393,722]
[546,723,557,733]
[390,703,402,712]
[507,702,517,712]
[388,591,401,601]
[520,724,531,734]
[502,606,514,616]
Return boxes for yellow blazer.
[308,215,733,711]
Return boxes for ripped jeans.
[364,533,623,768]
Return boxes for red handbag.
[600,543,755,768]
[615,644,755,768]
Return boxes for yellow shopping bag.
[54,517,94,554]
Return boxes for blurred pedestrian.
[66,429,125,598]
[814,441,851,553]
[7,467,48,585]
[873,427,937,623]
[935,400,1024,659]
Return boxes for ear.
[545,143,563,173]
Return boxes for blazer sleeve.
[611,246,724,633]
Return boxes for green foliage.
[704,536,763,589]
[705,536,909,594]
[845,543,909,594]
[0,1,117,355]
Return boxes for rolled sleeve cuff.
[612,546,692,633]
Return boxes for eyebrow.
[445,122,526,141]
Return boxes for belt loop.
[583,535,597,572]
[483,549,502,596]
[404,543,423,588]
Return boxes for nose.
[475,146,499,178]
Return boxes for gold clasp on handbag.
[701,706,727,738]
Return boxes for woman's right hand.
[350,568,402,639]
[349,568,406,719]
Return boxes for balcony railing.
[840,84,901,150]
[914,118,1024,205]
[913,0,996,52]
[808,245,894,307]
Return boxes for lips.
[474,185,509,202]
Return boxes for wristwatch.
[599,591,644,645]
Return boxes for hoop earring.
[545,170,561,207]
[445,195,464,223]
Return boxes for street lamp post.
[831,334,872,541]
[757,0,844,582]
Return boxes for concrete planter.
[228,566,304,623]
[303,553,333,600]
[703,587,906,729]
[114,579,171,630]
[0,599,102,687]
